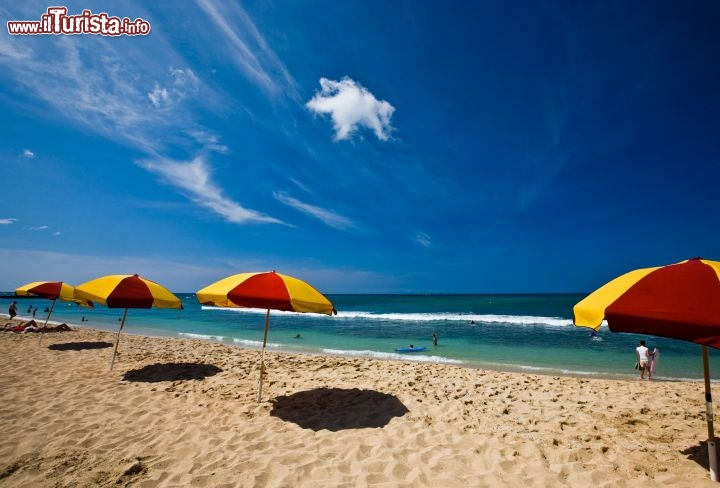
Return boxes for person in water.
[636,340,651,380]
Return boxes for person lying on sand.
[2,320,38,332]
[23,322,39,333]
[42,323,72,332]
[1,321,72,333]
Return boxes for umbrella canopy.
[197,271,336,401]
[16,281,77,301]
[574,257,720,481]
[15,281,93,344]
[574,258,720,345]
[75,274,182,370]
[74,274,182,309]
[196,271,336,314]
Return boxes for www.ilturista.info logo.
[7,7,151,36]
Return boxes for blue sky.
[1,1,719,294]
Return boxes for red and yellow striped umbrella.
[16,281,78,302]
[197,271,336,401]
[74,274,182,310]
[574,257,720,481]
[197,271,336,315]
[75,274,182,370]
[574,258,720,345]
[15,281,93,344]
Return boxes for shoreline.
[3,313,707,383]
[1,323,718,486]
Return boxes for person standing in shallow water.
[9,301,17,319]
[636,340,651,380]
[432,333,438,348]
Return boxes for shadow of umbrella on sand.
[74,274,183,371]
[15,281,93,345]
[197,271,336,402]
[122,363,222,382]
[48,341,113,351]
[270,388,409,431]
[574,258,720,481]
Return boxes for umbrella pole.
[110,308,128,371]
[703,345,718,481]
[38,299,56,345]
[257,309,271,402]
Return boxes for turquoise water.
[2,293,716,381]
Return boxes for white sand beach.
[1,324,718,487]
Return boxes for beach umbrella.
[196,271,336,401]
[15,281,93,344]
[573,257,720,481]
[74,274,183,370]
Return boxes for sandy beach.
[0,323,718,487]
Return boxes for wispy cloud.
[0,3,284,227]
[274,191,356,231]
[138,155,285,225]
[186,129,229,154]
[289,178,311,194]
[2,35,177,152]
[148,67,199,109]
[413,231,432,248]
[0,218,18,225]
[28,225,48,231]
[194,0,297,98]
[147,84,169,108]
[306,77,395,141]
[22,149,35,158]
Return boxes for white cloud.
[413,231,432,248]
[29,225,49,231]
[22,149,35,158]
[138,155,285,225]
[274,191,356,231]
[170,67,199,90]
[148,84,169,108]
[306,77,395,141]
[0,218,18,225]
[148,67,200,109]
[187,129,229,154]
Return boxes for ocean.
[2,293,716,381]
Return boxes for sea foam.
[322,348,463,364]
[334,311,579,328]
